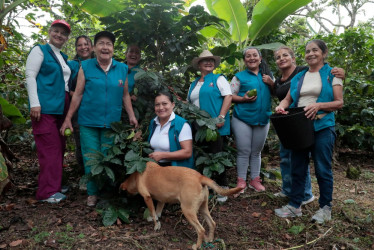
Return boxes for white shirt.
[25,43,71,108]
[189,75,232,108]
[298,71,343,107]
[150,112,192,162]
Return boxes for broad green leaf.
[105,167,115,182]
[0,97,25,124]
[125,150,140,161]
[206,0,248,42]
[68,0,125,17]
[102,206,118,226]
[91,164,104,175]
[0,153,8,181]
[203,167,212,178]
[288,224,305,235]
[195,156,209,166]
[118,208,130,223]
[136,160,147,173]
[248,0,312,43]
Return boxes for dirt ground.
[0,144,373,249]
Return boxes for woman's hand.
[242,92,257,102]
[149,152,164,162]
[59,119,73,136]
[129,116,138,128]
[331,67,345,80]
[30,106,41,121]
[275,106,288,114]
[216,122,224,128]
[304,103,321,120]
[262,74,274,87]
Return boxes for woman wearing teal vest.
[148,91,194,168]
[25,20,72,203]
[60,31,138,207]
[67,35,94,169]
[187,50,232,189]
[274,40,343,224]
[230,47,274,194]
[125,44,142,99]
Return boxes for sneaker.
[274,192,287,198]
[249,176,265,192]
[87,195,98,207]
[41,192,66,204]
[233,177,247,198]
[301,195,315,206]
[61,185,69,194]
[216,186,229,203]
[275,205,302,218]
[311,205,331,223]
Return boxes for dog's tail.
[201,176,243,196]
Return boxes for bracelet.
[218,115,225,119]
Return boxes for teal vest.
[233,69,272,125]
[290,63,336,131]
[148,115,195,169]
[35,44,69,114]
[127,65,140,94]
[78,58,128,128]
[187,73,230,136]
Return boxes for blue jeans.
[80,126,114,196]
[279,144,313,201]
[289,127,336,208]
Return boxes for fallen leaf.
[26,198,38,205]
[26,220,34,229]
[0,244,7,249]
[9,240,23,247]
[265,209,273,215]
[251,212,261,218]
[349,188,355,193]
[5,203,15,211]
[261,202,267,207]
[284,234,292,240]
[260,216,268,221]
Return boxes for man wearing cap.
[60,31,138,207]
[25,20,72,203]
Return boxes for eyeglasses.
[200,58,215,64]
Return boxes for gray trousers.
[231,116,269,180]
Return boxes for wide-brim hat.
[51,20,71,34]
[191,50,221,70]
[94,31,116,45]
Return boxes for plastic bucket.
[270,107,314,150]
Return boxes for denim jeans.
[279,144,313,201]
[289,127,336,208]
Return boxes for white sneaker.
[311,205,331,223]
[301,195,315,206]
[275,204,302,218]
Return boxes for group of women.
[26,20,343,223]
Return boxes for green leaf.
[206,0,248,42]
[91,164,104,175]
[248,0,312,43]
[195,156,209,166]
[111,146,122,156]
[255,42,285,51]
[136,160,147,173]
[118,208,130,223]
[288,224,305,235]
[68,0,125,17]
[143,208,151,220]
[105,167,115,182]
[0,97,26,124]
[125,150,140,161]
[102,206,118,226]
[203,167,212,178]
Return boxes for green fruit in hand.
[247,89,257,97]
[64,128,72,137]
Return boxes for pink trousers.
[32,93,69,200]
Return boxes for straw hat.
[191,50,221,70]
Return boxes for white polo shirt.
[150,112,192,157]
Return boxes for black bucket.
[270,107,314,150]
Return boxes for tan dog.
[120,161,243,249]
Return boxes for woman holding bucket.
[273,46,345,205]
[274,40,343,223]
[230,47,274,194]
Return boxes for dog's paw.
[154,221,161,231]
[191,243,198,250]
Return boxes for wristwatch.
[218,115,225,119]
